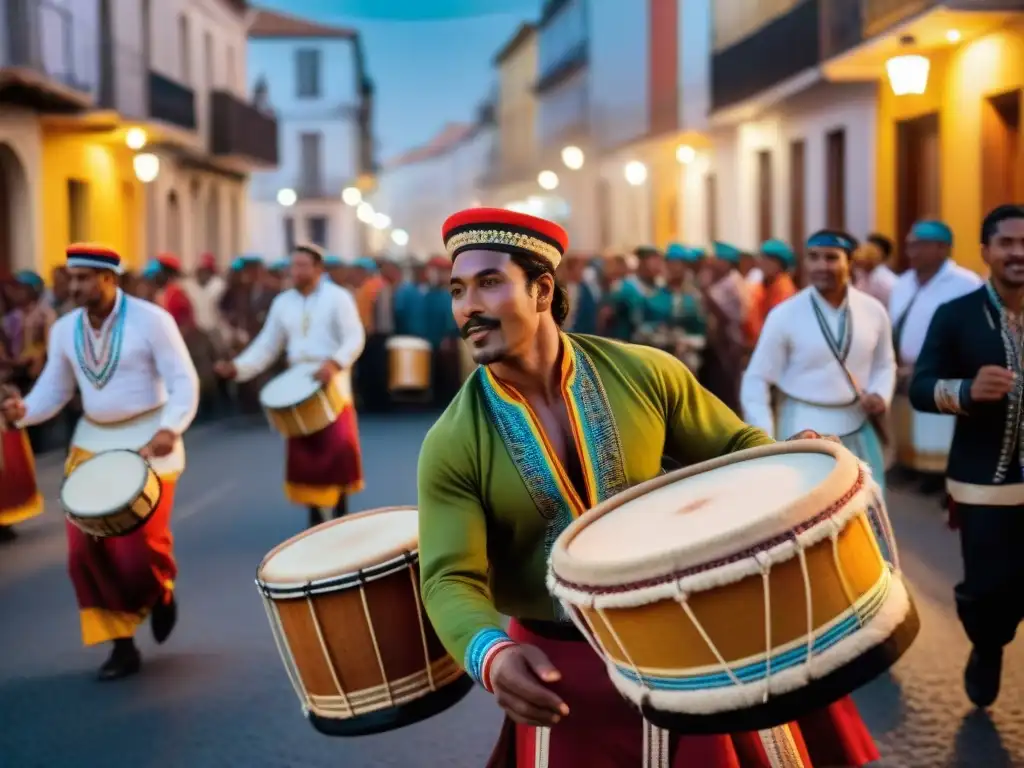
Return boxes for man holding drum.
[214,243,365,528]
[0,243,200,681]
[418,208,878,767]
[741,230,896,488]
[909,204,1024,709]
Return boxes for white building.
[679,0,877,250]
[245,9,374,262]
[370,113,495,259]
[0,0,274,276]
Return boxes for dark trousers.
[955,503,1024,650]
[432,343,462,409]
[357,334,390,413]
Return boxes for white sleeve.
[19,320,77,427]
[331,288,365,369]
[232,296,287,382]
[149,309,200,434]
[867,308,897,407]
[740,309,789,438]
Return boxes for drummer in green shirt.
[417,207,878,767]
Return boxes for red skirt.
[0,428,43,526]
[487,620,879,768]
[66,480,178,646]
[284,405,364,507]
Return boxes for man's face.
[638,254,665,282]
[68,267,113,309]
[290,251,320,289]
[604,256,627,282]
[450,250,546,365]
[666,260,687,283]
[760,255,783,281]
[906,238,948,274]
[196,267,213,285]
[52,268,69,299]
[804,246,849,293]
[983,216,1024,288]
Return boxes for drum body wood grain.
[60,450,161,537]
[549,440,918,734]
[259,363,349,438]
[256,506,472,736]
[386,336,432,393]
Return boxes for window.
[283,216,296,253]
[299,132,323,195]
[705,173,718,241]
[178,14,191,84]
[307,216,329,248]
[757,149,773,242]
[67,180,90,242]
[826,128,846,230]
[295,49,321,98]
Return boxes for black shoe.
[98,639,141,681]
[0,525,16,543]
[332,496,348,520]
[965,647,1002,708]
[151,594,177,645]
[307,506,323,528]
[920,475,945,495]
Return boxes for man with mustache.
[909,204,1024,709]
[417,208,878,767]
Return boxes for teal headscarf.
[141,261,162,279]
[323,254,344,268]
[713,241,741,264]
[354,257,377,271]
[666,244,703,263]
[760,239,795,268]
[269,259,290,272]
[909,220,953,244]
[14,270,44,291]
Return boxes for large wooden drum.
[256,506,472,736]
[259,363,350,438]
[386,336,432,393]
[549,440,917,734]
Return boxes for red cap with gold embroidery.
[66,243,123,274]
[156,253,183,273]
[441,207,568,269]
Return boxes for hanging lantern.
[885,36,930,96]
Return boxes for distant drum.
[386,336,432,393]
[259,363,350,438]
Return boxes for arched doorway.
[166,190,181,255]
[0,143,30,279]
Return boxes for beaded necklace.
[984,281,1024,482]
[74,292,127,390]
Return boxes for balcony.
[210,90,278,167]
[0,0,92,111]
[148,70,195,132]
[711,0,820,112]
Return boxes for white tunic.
[888,260,982,365]
[855,264,898,309]
[741,287,896,439]
[233,280,365,383]
[21,292,199,434]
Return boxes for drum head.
[260,364,321,409]
[259,507,419,586]
[61,450,149,517]
[556,443,853,584]
[386,336,432,352]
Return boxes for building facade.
[246,9,374,262]
[0,0,277,278]
[370,113,495,259]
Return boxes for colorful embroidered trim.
[73,293,127,390]
[465,627,515,690]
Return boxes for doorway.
[0,144,30,278]
[895,112,940,271]
[981,89,1022,214]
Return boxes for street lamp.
[886,36,930,96]
[126,128,147,150]
[624,161,648,186]
[276,188,297,207]
[538,170,559,191]
[133,153,160,183]
[561,146,584,170]
[391,228,409,246]
[356,202,375,223]
[676,145,696,164]
[373,212,391,230]
[342,186,362,206]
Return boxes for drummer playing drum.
[215,243,366,529]
[418,208,880,767]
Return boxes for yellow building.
[824,3,1024,274]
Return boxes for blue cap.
[141,261,162,279]
[323,254,344,267]
[909,220,952,245]
[713,241,741,264]
[665,243,688,261]
[760,239,795,267]
[269,259,290,272]
[14,270,44,290]
[353,257,377,271]
[230,257,246,272]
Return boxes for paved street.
[0,414,1023,767]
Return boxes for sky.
[258,0,543,160]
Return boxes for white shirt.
[855,264,898,309]
[182,275,226,332]
[21,292,200,434]
[746,268,764,285]
[888,260,982,365]
[741,286,896,438]
[233,280,365,383]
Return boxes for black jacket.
[909,285,1022,485]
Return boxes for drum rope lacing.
[403,550,438,693]
[303,578,355,715]
[261,595,312,713]
[355,567,397,708]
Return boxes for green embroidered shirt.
[417,333,772,684]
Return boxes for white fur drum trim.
[606,574,911,715]
[549,490,877,612]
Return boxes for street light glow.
[276,188,297,206]
[391,228,409,246]
[561,146,584,170]
[126,128,147,150]
[624,161,648,186]
[342,187,362,206]
[133,153,160,183]
[538,170,559,190]
[356,202,375,223]
[373,212,391,230]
